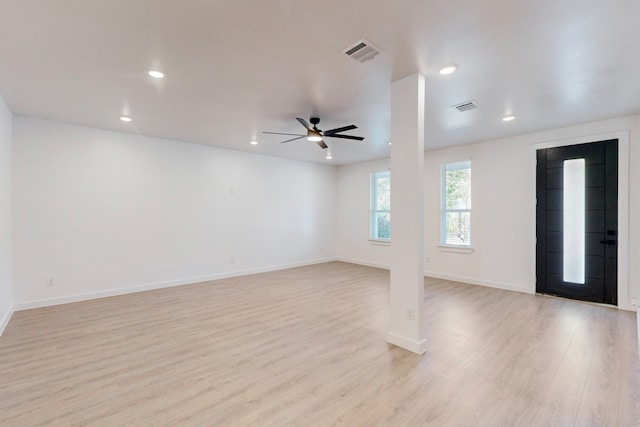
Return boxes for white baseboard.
[336,257,390,270]
[337,258,532,295]
[424,271,532,294]
[387,332,427,355]
[618,302,636,312]
[13,257,337,312]
[0,305,14,336]
[332,260,640,312]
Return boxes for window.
[441,161,471,246]
[563,158,585,284]
[370,170,390,240]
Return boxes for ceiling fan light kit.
[307,130,323,142]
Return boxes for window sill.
[369,239,391,246]
[438,244,474,254]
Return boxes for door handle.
[599,239,616,245]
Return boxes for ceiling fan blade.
[317,139,328,149]
[324,134,364,141]
[263,131,305,137]
[280,136,306,143]
[296,117,313,131]
[323,124,357,135]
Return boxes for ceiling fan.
[263,117,364,149]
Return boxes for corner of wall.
[634,298,639,358]
[0,92,14,336]
[0,307,14,336]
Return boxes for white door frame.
[530,130,631,310]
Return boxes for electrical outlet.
[425,257,430,263]
[230,257,235,265]
[46,277,55,287]
[406,307,414,320]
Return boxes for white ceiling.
[1,0,639,165]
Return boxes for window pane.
[441,160,471,246]
[370,171,390,240]
[445,167,471,210]
[375,175,390,210]
[445,211,470,245]
[563,158,585,284]
[375,212,390,239]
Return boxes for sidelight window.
[563,158,586,284]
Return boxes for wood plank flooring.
[1,262,638,426]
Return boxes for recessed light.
[388,142,392,146]
[148,70,165,79]
[120,116,132,122]
[250,140,258,146]
[502,115,516,122]
[326,154,333,160]
[439,64,458,75]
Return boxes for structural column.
[387,73,426,354]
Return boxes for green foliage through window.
[441,161,471,245]
[371,171,390,240]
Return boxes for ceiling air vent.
[344,39,382,63]
[453,101,478,112]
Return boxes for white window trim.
[438,244,474,254]
[369,238,391,246]
[440,160,472,247]
[370,170,391,241]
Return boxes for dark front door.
[536,139,618,305]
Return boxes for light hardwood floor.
[1,262,638,426]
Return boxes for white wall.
[0,95,13,333]
[336,115,640,310]
[336,158,390,268]
[13,117,336,308]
